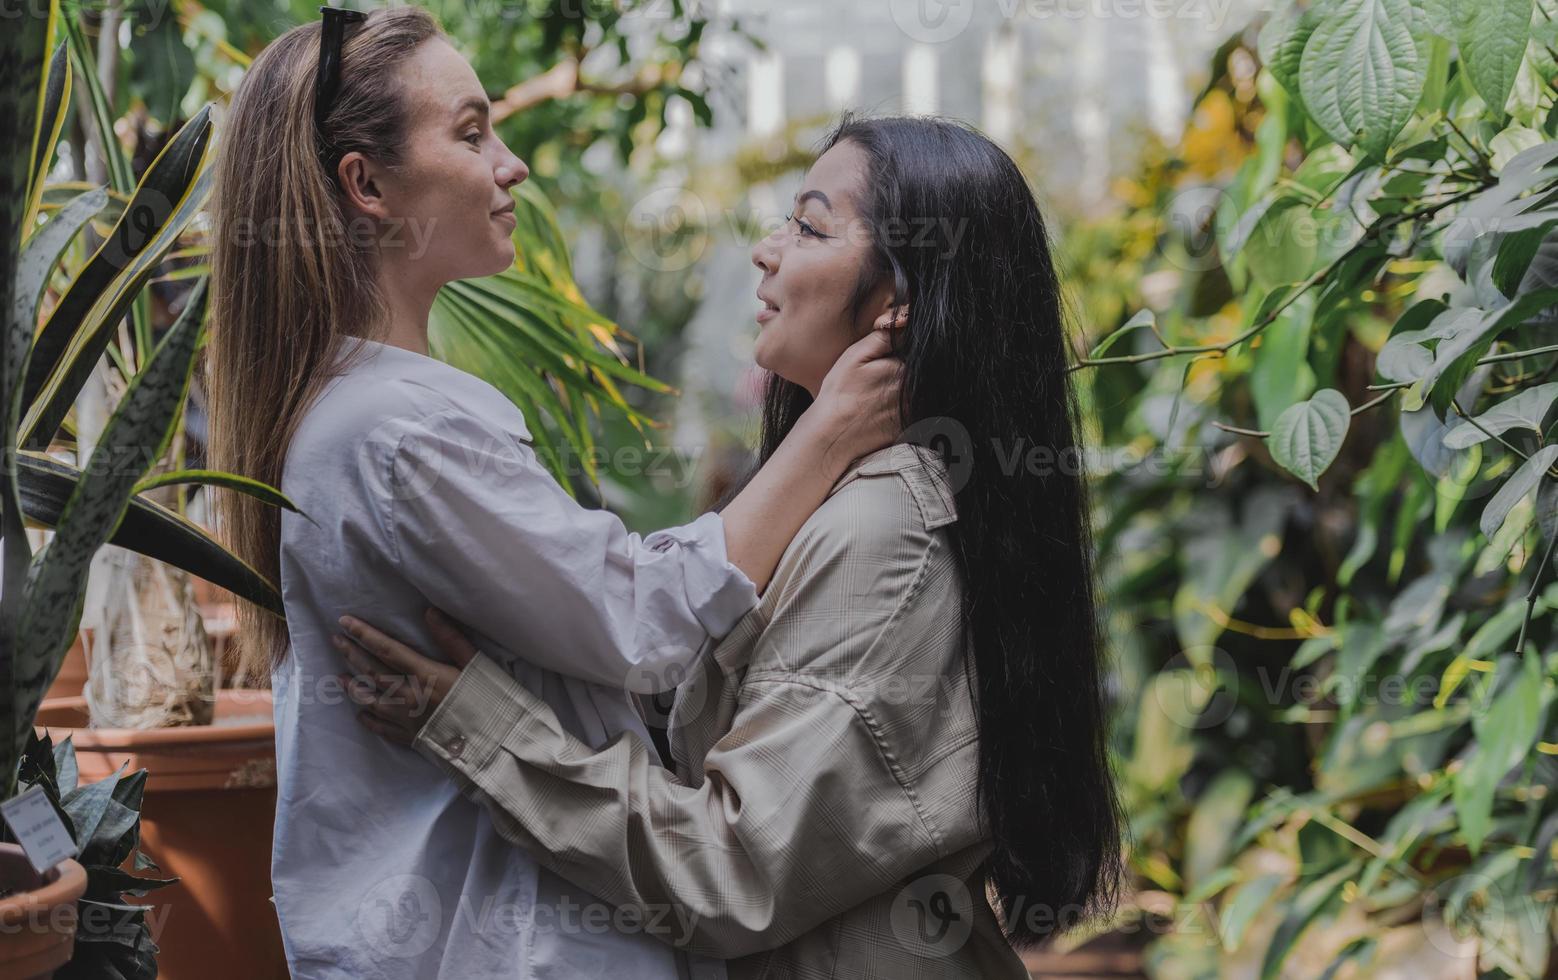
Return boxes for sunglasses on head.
[313,5,367,171]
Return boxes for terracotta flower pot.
[32,690,286,980]
[42,630,90,704]
[0,844,88,980]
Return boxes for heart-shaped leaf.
[1271,389,1352,490]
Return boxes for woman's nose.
[751,226,781,274]
[496,148,529,189]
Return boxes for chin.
[483,245,516,276]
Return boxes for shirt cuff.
[643,510,759,640]
[414,652,560,778]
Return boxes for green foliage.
[1070,0,1558,973]
[3,731,177,980]
[1,2,293,804]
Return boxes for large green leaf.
[1259,860,1361,980]
[1443,381,1558,448]
[13,278,208,746]
[1,0,56,799]
[1259,0,1321,112]
[1453,651,1547,853]
[1270,388,1351,490]
[1459,0,1537,116]
[16,452,284,618]
[21,105,215,450]
[23,41,71,237]
[1478,443,1558,538]
[11,185,107,352]
[1298,0,1425,160]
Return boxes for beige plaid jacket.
[415,442,1031,978]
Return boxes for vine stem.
[1515,514,1558,658]
[1073,185,1488,374]
[1210,386,1402,439]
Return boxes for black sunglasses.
[313,6,367,166]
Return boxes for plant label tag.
[1,785,77,875]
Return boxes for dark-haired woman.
[339,114,1127,976]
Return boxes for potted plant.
[3,3,294,974]
[1,730,176,980]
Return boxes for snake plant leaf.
[2,2,55,776]
[60,11,132,196]
[12,186,107,354]
[21,105,215,450]
[23,41,71,237]
[131,469,305,518]
[17,452,284,618]
[14,278,208,739]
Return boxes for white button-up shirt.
[272,337,757,979]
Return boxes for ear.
[856,273,901,335]
[336,151,392,221]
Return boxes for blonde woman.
[205,8,903,978]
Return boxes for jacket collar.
[830,442,958,529]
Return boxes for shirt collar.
[831,442,958,529]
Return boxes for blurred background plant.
[1061,1,1558,976]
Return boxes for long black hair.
[741,114,1126,947]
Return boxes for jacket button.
[445,734,466,758]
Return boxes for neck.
[373,262,440,356]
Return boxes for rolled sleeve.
[643,511,759,640]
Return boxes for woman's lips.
[756,291,779,324]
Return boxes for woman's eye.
[463,131,482,145]
[786,213,823,238]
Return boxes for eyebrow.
[454,96,490,120]
[797,189,833,211]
